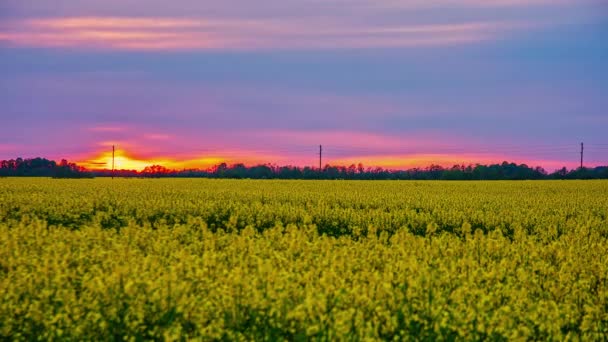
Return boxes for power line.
[322,146,580,155]
[580,142,584,169]
[112,145,115,179]
[319,145,322,170]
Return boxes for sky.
[1,0,607,171]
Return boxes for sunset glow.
[1,0,606,170]
[78,149,276,172]
[73,146,578,173]
[79,149,169,171]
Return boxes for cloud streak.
[0,16,530,51]
[2,0,594,51]
[1,0,586,18]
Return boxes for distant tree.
[142,165,171,177]
[0,157,90,177]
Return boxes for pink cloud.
[0,16,531,51]
[248,129,478,154]
[143,134,172,141]
[88,125,127,133]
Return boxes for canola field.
[1,178,607,340]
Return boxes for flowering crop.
[0,179,607,340]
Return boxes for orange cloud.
[26,17,204,30]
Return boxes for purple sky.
[1,0,607,170]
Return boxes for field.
[1,178,607,340]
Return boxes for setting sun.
[79,149,171,171]
[77,148,274,171]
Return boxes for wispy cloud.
[0,16,530,51]
[359,0,579,10]
[1,0,584,18]
[2,0,586,51]
[143,133,172,141]
[88,125,127,133]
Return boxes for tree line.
[0,158,93,178]
[4,158,604,180]
[135,162,607,180]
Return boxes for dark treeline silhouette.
[0,158,93,178]
[100,161,607,180]
[1,158,607,180]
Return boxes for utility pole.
[112,145,115,179]
[580,142,584,169]
[319,145,322,170]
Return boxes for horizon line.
[2,155,605,174]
